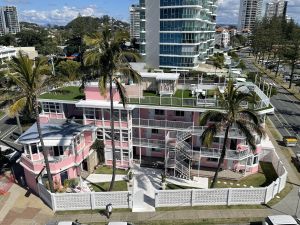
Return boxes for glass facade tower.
[139,0,218,69]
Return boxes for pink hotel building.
[17,70,274,192]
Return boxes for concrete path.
[85,174,126,183]
[54,208,272,224]
[264,126,300,217]
[132,165,161,212]
[0,184,54,225]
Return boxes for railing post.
[51,193,57,212]
[91,192,96,210]
[227,188,232,206]
[191,189,195,206]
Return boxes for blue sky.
[0,0,299,25]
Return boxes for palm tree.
[0,52,59,193]
[83,27,141,191]
[200,81,265,188]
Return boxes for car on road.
[264,215,299,225]
[0,145,21,162]
[46,221,87,225]
[108,222,134,225]
[283,136,298,147]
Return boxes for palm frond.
[113,77,127,108]
[200,124,220,147]
[7,97,27,117]
[238,109,260,125]
[199,110,225,126]
[235,121,256,151]
[98,75,108,96]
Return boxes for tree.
[0,52,60,193]
[200,81,265,188]
[282,22,300,89]
[56,60,81,81]
[83,27,141,191]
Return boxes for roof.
[266,215,298,225]
[140,72,180,81]
[18,121,95,145]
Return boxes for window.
[85,108,95,119]
[115,150,121,160]
[75,135,81,145]
[155,109,164,115]
[53,146,64,156]
[43,102,61,113]
[152,129,159,134]
[121,110,127,121]
[213,137,219,143]
[152,148,161,152]
[207,158,218,162]
[175,111,184,117]
[31,144,38,154]
[122,132,129,142]
[97,129,104,140]
[253,155,258,165]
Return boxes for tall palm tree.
[83,27,141,191]
[0,52,59,193]
[200,81,265,188]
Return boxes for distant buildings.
[130,4,141,42]
[265,0,288,19]
[136,0,218,69]
[238,0,263,31]
[0,46,16,61]
[0,6,20,36]
[215,28,230,49]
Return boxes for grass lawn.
[39,86,85,101]
[143,90,158,97]
[214,162,278,188]
[94,165,128,175]
[90,180,127,192]
[174,89,193,98]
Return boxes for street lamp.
[295,187,300,217]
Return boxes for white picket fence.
[38,149,287,211]
[38,184,132,211]
[155,149,288,207]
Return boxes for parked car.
[46,221,86,225]
[264,215,299,225]
[0,145,21,162]
[283,136,298,147]
[108,223,134,225]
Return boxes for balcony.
[132,118,193,130]
[132,138,165,149]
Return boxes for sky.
[0,0,299,26]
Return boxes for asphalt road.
[239,50,300,157]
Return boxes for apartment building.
[130,4,141,42]
[238,0,263,31]
[215,27,230,49]
[0,6,20,36]
[18,68,274,191]
[265,0,288,19]
[0,46,16,61]
[139,0,218,69]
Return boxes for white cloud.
[20,5,104,25]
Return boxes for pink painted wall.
[39,116,49,124]
[68,167,77,179]
[24,169,38,193]
[85,86,120,101]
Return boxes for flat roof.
[140,72,180,81]
[267,215,298,225]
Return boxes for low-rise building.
[18,69,274,192]
[215,28,230,49]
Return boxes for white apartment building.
[215,27,230,49]
[265,0,288,19]
[238,0,263,31]
[0,6,20,36]
[130,4,141,42]
[0,46,16,61]
[139,0,218,69]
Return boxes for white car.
[108,223,134,225]
[264,215,299,225]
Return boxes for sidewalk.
[54,208,272,224]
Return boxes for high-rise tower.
[265,0,288,19]
[238,0,263,31]
[0,6,20,36]
[139,0,218,69]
